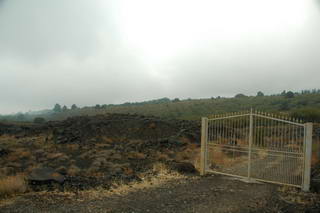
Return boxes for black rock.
[28,167,65,184]
[0,147,9,157]
[170,162,197,174]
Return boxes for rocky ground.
[0,114,201,192]
[1,173,320,213]
[0,113,320,212]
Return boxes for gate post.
[303,122,313,191]
[248,109,253,181]
[200,117,208,176]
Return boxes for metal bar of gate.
[303,123,313,191]
[248,109,253,180]
[200,117,208,175]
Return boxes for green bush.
[33,117,46,124]
[290,108,320,122]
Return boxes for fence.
[200,110,313,191]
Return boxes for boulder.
[0,147,9,157]
[170,162,197,174]
[28,167,65,183]
[0,167,15,177]
[6,162,22,168]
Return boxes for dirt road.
[1,174,318,213]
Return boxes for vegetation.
[0,175,26,198]
[53,104,62,113]
[33,117,46,124]
[1,89,320,123]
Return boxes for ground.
[0,114,320,212]
[1,173,319,213]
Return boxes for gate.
[200,110,313,191]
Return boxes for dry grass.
[152,162,170,175]
[0,135,18,146]
[47,152,66,160]
[0,175,27,198]
[79,163,186,199]
[127,151,146,160]
[102,137,114,143]
[175,150,192,161]
[155,151,169,161]
[278,186,320,205]
[67,165,81,176]
[208,147,248,168]
[20,163,188,204]
[65,144,80,151]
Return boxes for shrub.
[285,91,295,98]
[33,117,45,124]
[235,93,247,98]
[290,108,320,122]
[0,175,26,197]
[256,91,264,97]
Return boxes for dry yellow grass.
[0,175,27,198]
[152,162,174,175]
[127,151,146,160]
[102,137,114,143]
[79,163,186,199]
[67,165,81,176]
[155,151,169,161]
[175,150,191,161]
[47,152,66,160]
[65,144,80,151]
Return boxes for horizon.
[1,88,318,115]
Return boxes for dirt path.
[2,173,316,213]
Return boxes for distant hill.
[1,90,320,123]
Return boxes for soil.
[1,174,320,213]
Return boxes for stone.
[28,167,65,183]
[171,162,197,174]
[0,147,9,157]
[56,166,67,175]
[0,167,15,177]
[7,162,22,168]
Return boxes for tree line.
[1,89,320,123]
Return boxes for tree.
[256,91,264,97]
[62,105,68,111]
[53,104,62,113]
[95,104,101,109]
[291,107,320,122]
[172,98,180,102]
[16,113,25,121]
[71,104,78,110]
[285,91,294,98]
[235,93,246,98]
[34,117,45,124]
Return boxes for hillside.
[2,91,320,123]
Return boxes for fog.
[1,0,320,114]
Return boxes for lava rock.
[0,147,9,157]
[170,162,197,174]
[28,167,65,183]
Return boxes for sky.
[0,0,320,114]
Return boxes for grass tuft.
[0,175,27,198]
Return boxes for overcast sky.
[0,0,320,114]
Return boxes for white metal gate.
[200,110,313,191]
